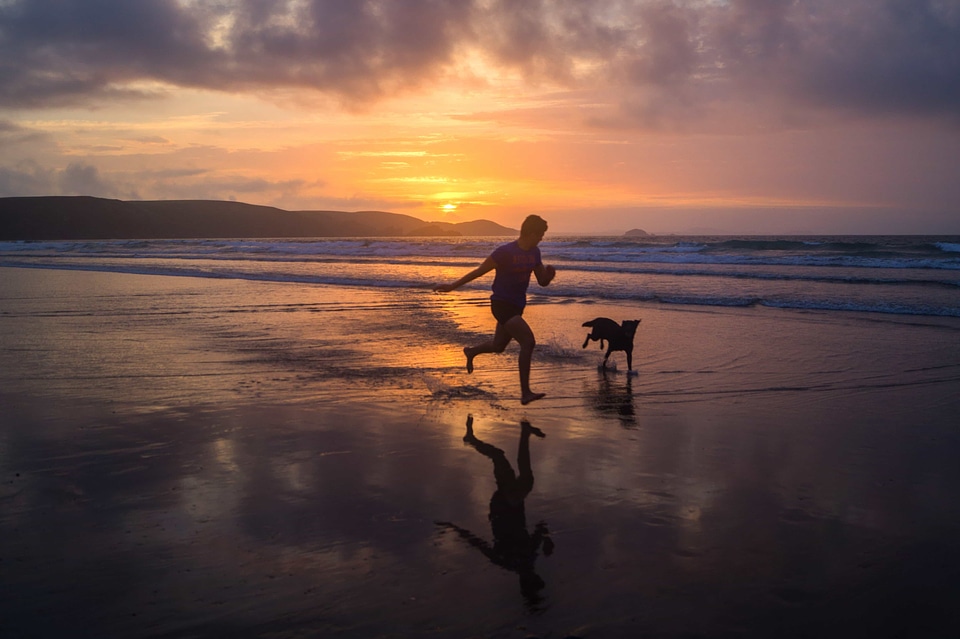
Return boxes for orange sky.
[2,0,959,234]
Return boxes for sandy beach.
[3,266,960,638]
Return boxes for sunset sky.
[2,0,959,234]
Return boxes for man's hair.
[520,214,548,237]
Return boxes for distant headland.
[0,196,517,240]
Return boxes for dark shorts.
[491,299,524,324]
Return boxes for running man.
[434,215,555,404]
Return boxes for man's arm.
[534,263,556,287]
[434,256,497,292]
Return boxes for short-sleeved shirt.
[490,240,542,309]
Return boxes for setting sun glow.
[1,1,958,234]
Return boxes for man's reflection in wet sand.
[437,415,554,609]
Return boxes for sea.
[2,235,960,318]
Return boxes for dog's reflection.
[590,369,637,427]
[437,415,554,609]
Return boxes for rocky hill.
[0,196,517,240]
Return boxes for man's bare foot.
[520,392,546,405]
[464,347,474,374]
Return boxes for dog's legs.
[582,334,590,349]
[602,348,611,369]
[626,350,633,371]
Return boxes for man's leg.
[464,321,512,373]
[502,316,545,404]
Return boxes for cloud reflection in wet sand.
[3,269,960,637]
[4,378,960,637]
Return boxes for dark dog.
[582,318,641,371]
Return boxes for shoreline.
[3,267,960,637]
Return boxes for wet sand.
[3,267,960,638]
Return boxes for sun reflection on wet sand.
[3,268,960,637]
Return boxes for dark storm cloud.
[0,0,216,106]
[709,0,960,118]
[2,0,958,120]
[214,0,475,99]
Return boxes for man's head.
[520,215,548,240]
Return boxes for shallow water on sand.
[3,267,960,638]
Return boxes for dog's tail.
[582,320,596,327]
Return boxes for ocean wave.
[9,259,959,318]
[574,293,960,317]
[0,260,433,290]
[757,298,960,317]
[23,248,956,286]
[708,239,815,251]
[555,263,960,288]
[4,234,960,319]
[548,236,960,270]
[5,236,960,271]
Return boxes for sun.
[441,203,458,213]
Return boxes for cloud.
[0,119,52,146]
[0,162,55,196]
[119,168,323,204]
[58,162,120,197]
[267,191,423,213]
[708,0,960,119]
[126,135,172,145]
[0,158,299,202]
[0,0,212,107]
[0,160,122,197]
[1,0,958,125]
[0,0,473,106]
